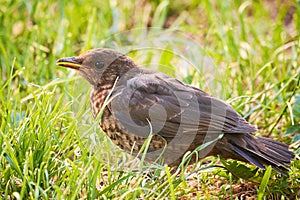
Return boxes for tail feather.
[257,136,294,162]
[232,145,265,169]
[228,134,294,175]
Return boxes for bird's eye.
[95,61,105,68]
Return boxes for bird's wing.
[109,69,257,139]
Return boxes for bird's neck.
[90,56,138,118]
[91,70,136,118]
[90,84,112,118]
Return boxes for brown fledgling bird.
[57,48,294,174]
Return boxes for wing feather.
[109,69,257,140]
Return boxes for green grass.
[1,0,300,199]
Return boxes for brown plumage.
[57,48,294,174]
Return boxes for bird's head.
[57,48,137,87]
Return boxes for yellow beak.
[56,57,82,70]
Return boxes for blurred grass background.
[0,0,299,199]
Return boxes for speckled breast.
[90,87,166,156]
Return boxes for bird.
[57,48,294,174]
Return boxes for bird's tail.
[225,134,294,174]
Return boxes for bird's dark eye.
[95,61,105,68]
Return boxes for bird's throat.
[90,84,113,118]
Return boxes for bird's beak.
[56,56,83,70]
